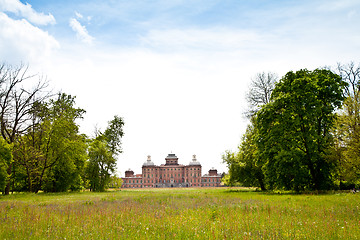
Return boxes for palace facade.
[122,153,222,188]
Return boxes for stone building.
[122,153,222,188]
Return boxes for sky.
[1,0,360,176]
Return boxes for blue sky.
[1,0,360,175]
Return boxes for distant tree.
[223,121,266,190]
[257,69,345,190]
[337,62,360,98]
[0,63,49,194]
[333,62,360,188]
[222,151,239,186]
[86,116,124,191]
[333,94,360,188]
[109,174,123,189]
[245,72,278,118]
[103,115,125,155]
[86,139,115,191]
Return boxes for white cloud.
[69,18,94,45]
[317,0,360,12]
[0,12,59,65]
[142,28,262,52]
[75,11,83,19]
[0,0,55,25]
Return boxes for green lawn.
[0,188,359,239]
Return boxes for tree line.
[0,63,124,194]
[223,62,360,191]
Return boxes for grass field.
[0,188,359,239]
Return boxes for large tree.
[223,72,277,188]
[0,63,48,194]
[257,69,345,190]
[13,93,87,193]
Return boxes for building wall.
[121,154,221,188]
[122,177,143,188]
[201,176,221,187]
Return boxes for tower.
[165,153,179,165]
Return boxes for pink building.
[122,153,222,188]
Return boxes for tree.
[0,63,49,194]
[108,174,123,189]
[333,62,360,188]
[223,72,277,189]
[86,116,124,191]
[333,94,360,188]
[245,72,278,118]
[103,115,125,155]
[0,137,12,194]
[337,62,360,99]
[12,93,87,193]
[222,121,266,190]
[257,69,345,190]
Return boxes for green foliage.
[86,116,124,192]
[0,138,12,193]
[257,69,345,190]
[333,91,360,187]
[13,93,87,193]
[222,151,239,186]
[108,174,123,189]
[86,139,115,191]
[103,115,124,155]
[223,122,266,190]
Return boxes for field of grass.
[0,188,359,239]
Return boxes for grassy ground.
[0,188,359,239]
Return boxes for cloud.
[141,28,263,53]
[0,12,59,65]
[0,0,55,25]
[75,11,83,19]
[69,18,94,45]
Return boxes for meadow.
[0,188,359,239]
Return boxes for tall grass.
[0,188,359,239]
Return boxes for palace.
[122,153,222,188]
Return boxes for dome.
[189,154,201,165]
[143,155,155,166]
